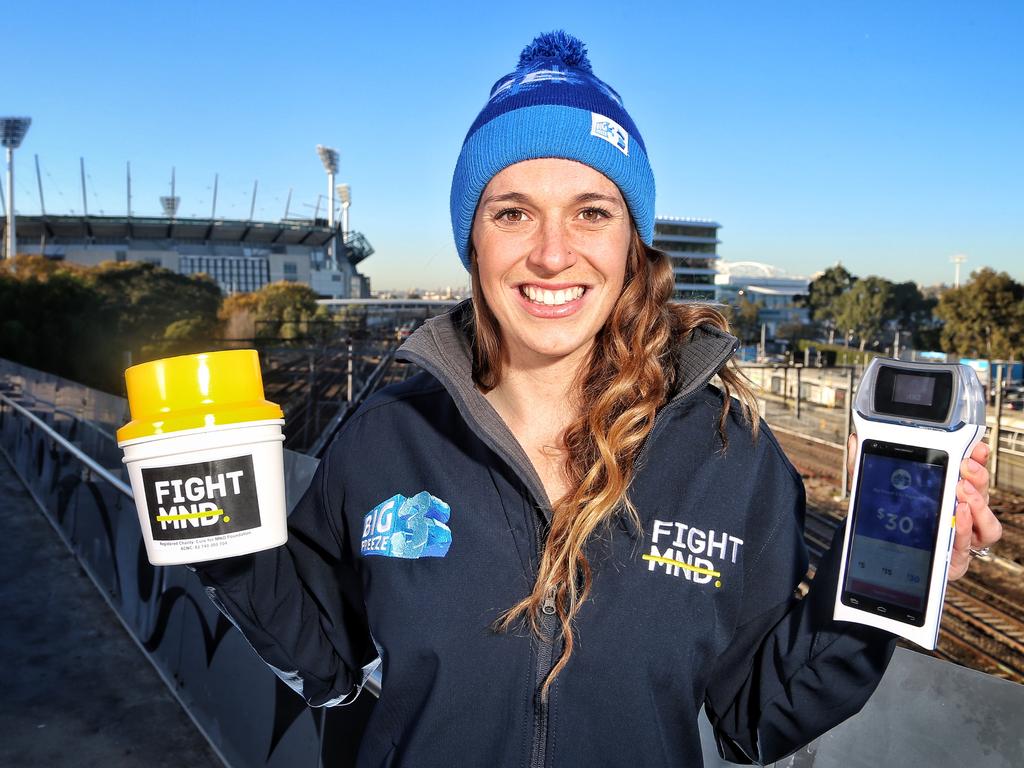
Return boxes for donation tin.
[117,350,287,566]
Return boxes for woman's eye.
[580,207,611,222]
[495,208,525,223]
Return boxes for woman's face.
[471,158,632,368]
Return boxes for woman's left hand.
[846,435,1002,581]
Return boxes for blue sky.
[6,1,1022,291]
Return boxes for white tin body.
[119,420,287,566]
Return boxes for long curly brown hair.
[468,228,759,698]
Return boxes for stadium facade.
[715,260,810,335]
[3,214,373,298]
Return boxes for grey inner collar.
[395,299,739,521]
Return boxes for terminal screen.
[873,365,953,422]
[842,440,948,625]
[893,373,936,406]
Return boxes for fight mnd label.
[142,455,261,541]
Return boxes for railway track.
[262,339,396,453]
[773,424,1024,684]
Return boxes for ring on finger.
[968,546,992,559]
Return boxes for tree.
[886,280,939,348]
[805,264,856,341]
[0,256,223,392]
[832,276,892,352]
[727,296,763,343]
[86,261,221,362]
[0,264,112,389]
[219,292,261,340]
[935,268,1024,359]
[218,282,329,341]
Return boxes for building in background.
[8,214,373,298]
[653,216,721,301]
[715,260,810,336]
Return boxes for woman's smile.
[514,282,589,318]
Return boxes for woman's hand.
[846,435,1002,581]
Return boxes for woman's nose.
[527,218,578,274]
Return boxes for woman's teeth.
[521,285,585,305]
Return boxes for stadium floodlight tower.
[317,144,339,267]
[337,183,351,241]
[951,253,968,289]
[160,166,179,219]
[1,117,31,260]
[160,196,180,218]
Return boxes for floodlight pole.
[951,254,968,289]
[317,145,339,268]
[5,146,12,257]
[337,183,351,242]
[35,154,45,216]
[80,157,89,217]
[1,117,32,260]
[4,145,12,260]
[35,154,46,253]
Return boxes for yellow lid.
[117,349,284,443]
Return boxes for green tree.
[0,264,112,389]
[85,261,221,363]
[219,281,329,341]
[935,268,1024,359]
[805,264,856,340]
[727,296,763,343]
[1,256,222,392]
[886,280,939,348]
[833,276,892,352]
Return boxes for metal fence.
[740,363,1024,495]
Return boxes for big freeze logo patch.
[142,455,261,541]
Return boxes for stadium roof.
[5,214,336,247]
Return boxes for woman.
[197,31,1000,766]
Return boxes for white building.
[653,217,721,301]
[7,214,373,298]
[715,261,810,335]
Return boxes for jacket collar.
[395,299,739,517]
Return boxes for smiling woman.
[191,29,1000,768]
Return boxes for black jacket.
[196,302,895,766]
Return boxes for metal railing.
[1,392,132,496]
[741,362,1024,495]
[0,376,374,767]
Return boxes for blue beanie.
[450,30,656,270]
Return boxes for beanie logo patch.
[590,113,629,156]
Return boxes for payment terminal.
[833,358,986,648]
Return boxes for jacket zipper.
[531,577,558,768]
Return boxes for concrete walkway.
[0,457,222,768]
